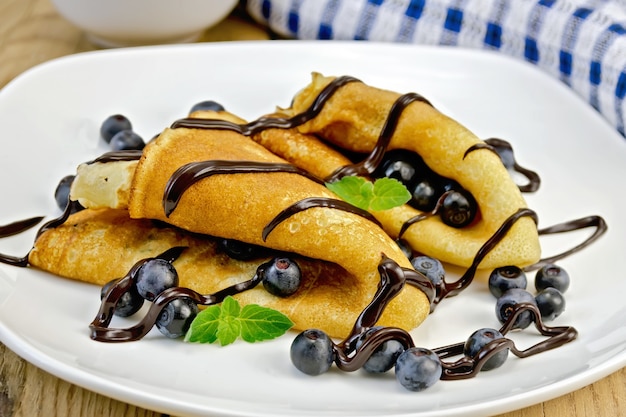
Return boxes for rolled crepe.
[69,126,430,336]
[29,208,403,337]
[270,73,541,269]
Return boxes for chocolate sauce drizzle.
[35,200,84,238]
[397,200,605,275]
[91,247,271,341]
[89,150,143,164]
[0,216,44,266]
[325,92,432,182]
[261,197,382,241]
[398,190,455,238]
[433,303,577,379]
[530,215,607,271]
[88,244,576,380]
[170,75,361,135]
[331,266,577,376]
[169,77,432,186]
[0,216,44,238]
[0,200,82,266]
[465,138,541,192]
[84,203,583,381]
[431,208,538,303]
[163,160,325,217]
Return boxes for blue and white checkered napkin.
[245,0,626,137]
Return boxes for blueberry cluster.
[53,113,146,212]
[490,264,569,329]
[98,99,226,153]
[290,257,572,392]
[100,257,199,339]
[373,150,478,228]
[54,101,225,213]
[289,321,515,392]
[99,252,303,339]
[100,114,145,151]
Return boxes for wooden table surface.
[0,0,624,416]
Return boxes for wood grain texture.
[0,0,624,416]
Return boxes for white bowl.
[51,0,239,47]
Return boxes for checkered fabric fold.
[245,0,626,137]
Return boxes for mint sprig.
[184,296,294,346]
[326,176,411,211]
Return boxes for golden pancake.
[273,73,540,269]
[28,208,419,337]
[69,128,430,336]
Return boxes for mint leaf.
[369,177,412,211]
[184,304,220,343]
[239,304,294,343]
[326,176,411,211]
[216,296,241,346]
[184,296,294,346]
[326,176,371,210]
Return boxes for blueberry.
[355,326,405,373]
[409,178,440,211]
[134,258,179,301]
[383,160,417,185]
[488,266,527,298]
[219,238,265,260]
[156,297,199,338]
[189,100,225,113]
[100,114,132,143]
[463,328,508,371]
[535,264,570,293]
[54,175,84,213]
[495,288,537,330]
[290,329,335,376]
[262,258,301,297]
[440,188,477,228]
[110,130,145,151]
[410,255,445,287]
[100,279,144,317]
[394,347,442,392]
[376,150,423,186]
[535,288,566,321]
[54,175,75,211]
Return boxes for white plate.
[0,41,624,417]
